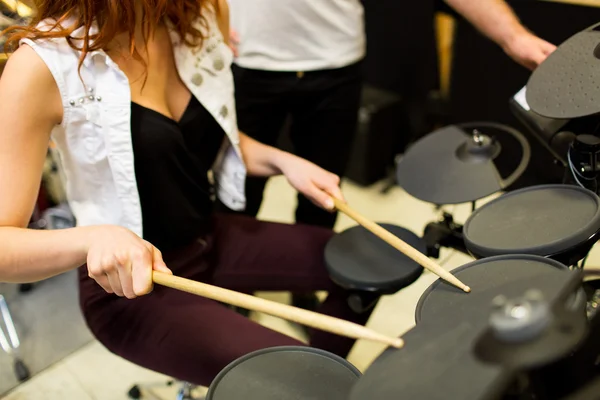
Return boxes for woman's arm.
[0,45,82,282]
[444,0,556,69]
[238,132,284,177]
[0,46,170,296]
[238,132,343,210]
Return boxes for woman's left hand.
[279,154,344,211]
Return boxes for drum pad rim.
[324,224,425,292]
[463,184,600,258]
[414,254,568,324]
[206,345,362,399]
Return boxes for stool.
[128,381,204,400]
[325,224,425,313]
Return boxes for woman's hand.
[85,226,172,299]
[278,154,344,211]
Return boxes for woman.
[0,0,371,386]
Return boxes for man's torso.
[229,0,366,71]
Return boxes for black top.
[131,96,225,251]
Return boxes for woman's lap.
[209,213,337,291]
[81,284,304,386]
[78,214,370,386]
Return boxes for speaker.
[345,85,409,186]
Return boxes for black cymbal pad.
[527,23,600,119]
[396,124,528,204]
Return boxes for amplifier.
[345,85,409,186]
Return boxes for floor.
[3,176,600,400]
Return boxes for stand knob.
[489,290,551,343]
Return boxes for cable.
[568,150,589,189]
[581,254,589,269]
[568,149,595,181]
[567,149,599,194]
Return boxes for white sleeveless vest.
[21,15,246,238]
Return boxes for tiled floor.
[4,176,600,399]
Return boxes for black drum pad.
[325,224,425,293]
[206,346,361,400]
[351,256,581,400]
[464,184,600,258]
[527,22,600,119]
[415,255,578,324]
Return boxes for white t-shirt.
[228,0,366,71]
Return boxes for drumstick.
[332,198,471,293]
[152,271,404,349]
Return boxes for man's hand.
[229,29,240,57]
[444,0,556,70]
[502,29,556,70]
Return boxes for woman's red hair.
[2,0,216,71]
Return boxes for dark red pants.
[78,214,373,386]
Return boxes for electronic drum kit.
[199,22,600,400]
[1,3,599,400]
[1,8,596,399]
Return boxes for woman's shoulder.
[5,44,51,76]
[1,45,63,125]
[19,17,77,47]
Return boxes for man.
[226,0,555,229]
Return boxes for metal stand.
[0,294,30,382]
[422,212,469,258]
[347,291,381,314]
[127,381,205,400]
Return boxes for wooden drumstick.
[152,271,404,349]
[332,198,471,293]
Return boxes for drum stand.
[422,210,470,259]
[422,198,480,259]
[128,381,205,400]
[423,212,600,269]
[0,204,52,384]
[0,294,30,382]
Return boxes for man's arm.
[445,0,556,69]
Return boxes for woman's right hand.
[85,226,172,299]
